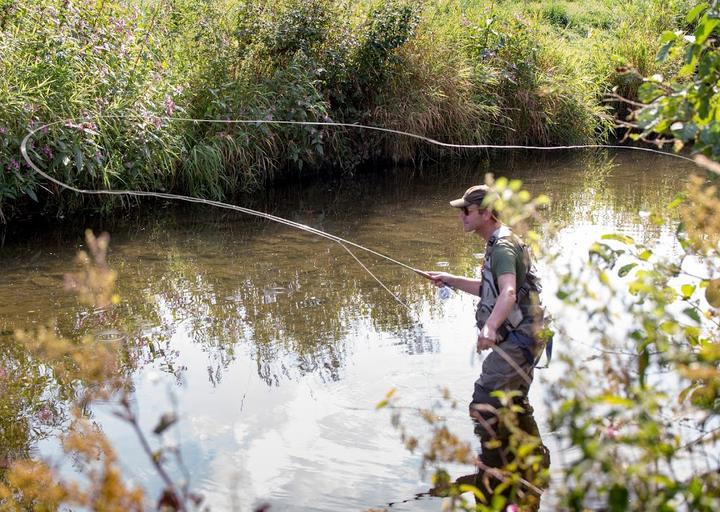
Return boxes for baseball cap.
[449,185,496,208]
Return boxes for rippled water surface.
[0,151,695,510]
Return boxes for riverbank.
[0,0,690,222]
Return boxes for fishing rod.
[19,115,695,276]
[19,115,694,383]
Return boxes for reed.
[0,0,692,221]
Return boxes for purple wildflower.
[42,145,54,159]
[0,127,7,135]
[36,406,53,424]
[164,95,176,116]
[9,159,20,171]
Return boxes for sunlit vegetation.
[385,169,719,510]
[0,0,691,221]
[0,231,203,510]
[1,1,718,511]
[383,3,720,509]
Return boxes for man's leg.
[468,341,540,500]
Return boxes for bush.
[0,0,693,222]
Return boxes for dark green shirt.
[490,235,535,314]
[491,237,527,285]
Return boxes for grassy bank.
[0,0,690,221]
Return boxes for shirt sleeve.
[491,240,518,277]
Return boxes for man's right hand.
[426,271,455,288]
[476,324,498,352]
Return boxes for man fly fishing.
[425,184,550,505]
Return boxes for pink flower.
[37,407,53,423]
[164,95,176,116]
[9,159,20,171]
[605,425,620,439]
[506,505,519,512]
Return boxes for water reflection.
[0,150,696,509]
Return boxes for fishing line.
[19,115,696,284]
[21,116,679,500]
[67,115,698,161]
[19,115,695,386]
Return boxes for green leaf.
[638,249,652,261]
[694,17,720,45]
[684,326,700,345]
[659,321,677,334]
[683,307,701,323]
[705,279,720,307]
[668,194,685,209]
[638,82,664,103]
[376,387,396,409]
[630,330,645,342]
[608,484,629,512]
[687,3,709,23]
[601,233,635,245]
[599,270,610,285]
[458,484,485,500]
[490,493,507,510]
[680,46,700,77]
[618,263,637,277]
[600,395,634,407]
[671,122,698,141]
[25,188,38,202]
[688,476,703,498]
[657,40,674,63]
[660,30,681,43]
[681,284,696,298]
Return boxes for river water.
[0,150,696,510]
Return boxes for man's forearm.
[445,275,482,296]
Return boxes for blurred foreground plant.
[0,230,203,511]
[384,156,719,510]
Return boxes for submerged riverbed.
[0,150,696,510]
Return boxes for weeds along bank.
[0,0,690,221]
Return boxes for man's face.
[458,205,491,233]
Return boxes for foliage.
[631,0,720,158]
[380,387,550,511]
[381,15,720,500]
[0,231,203,511]
[0,0,692,222]
[385,161,719,510]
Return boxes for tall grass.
[0,0,692,221]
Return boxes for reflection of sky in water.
[1,150,710,510]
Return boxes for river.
[0,149,695,510]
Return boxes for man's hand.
[426,271,454,288]
[422,271,482,297]
[476,324,497,352]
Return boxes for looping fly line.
[19,115,695,385]
[19,116,695,311]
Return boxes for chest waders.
[475,228,550,365]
